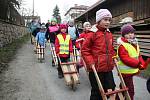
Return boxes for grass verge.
[0,33,30,73]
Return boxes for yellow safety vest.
[118,42,139,74]
[57,34,70,54]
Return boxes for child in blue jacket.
[36,25,47,59]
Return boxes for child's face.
[40,29,46,32]
[61,28,66,33]
[51,21,56,25]
[85,25,91,31]
[124,32,135,39]
[98,17,111,29]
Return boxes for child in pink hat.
[81,9,117,100]
[55,24,73,78]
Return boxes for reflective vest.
[118,42,139,74]
[57,34,70,54]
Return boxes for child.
[35,24,47,60]
[55,24,73,78]
[76,22,92,72]
[76,22,92,48]
[81,9,116,100]
[68,19,79,46]
[117,24,150,100]
[45,18,59,66]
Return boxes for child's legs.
[89,71,116,100]
[147,77,150,93]
[37,44,41,58]
[102,71,116,92]
[123,76,134,100]
[51,43,55,64]
[89,72,103,100]
[57,57,69,74]
[72,40,76,46]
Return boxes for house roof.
[75,0,106,20]
[64,5,89,16]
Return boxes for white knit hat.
[96,9,112,23]
[83,22,91,28]
[119,17,133,24]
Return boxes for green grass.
[0,33,30,72]
[140,64,150,79]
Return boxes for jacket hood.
[117,37,138,45]
[90,24,110,32]
[117,37,124,45]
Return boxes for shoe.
[58,73,64,79]
[52,61,55,67]
[52,63,55,67]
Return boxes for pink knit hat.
[96,9,112,23]
[59,24,68,30]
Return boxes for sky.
[22,0,98,23]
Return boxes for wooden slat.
[141,52,150,57]
[136,35,150,38]
[140,45,150,50]
[135,30,150,34]
[138,39,150,43]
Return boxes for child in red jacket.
[55,24,73,78]
[76,22,91,72]
[117,24,149,100]
[81,9,117,100]
[76,22,91,48]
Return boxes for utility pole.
[32,0,34,16]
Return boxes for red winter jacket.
[81,25,116,72]
[75,31,90,49]
[55,33,73,57]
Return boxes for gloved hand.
[144,58,150,69]
[139,64,145,70]
[56,53,59,57]
[139,57,150,70]
[90,64,95,70]
[113,58,118,66]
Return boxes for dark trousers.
[57,57,70,75]
[89,71,116,100]
[147,77,150,93]
[123,76,134,100]
[72,39,76,46]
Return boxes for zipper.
[104,31,109,70]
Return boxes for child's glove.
[139,58,150,70]
[139,64,145,70]
[113,58,118,66]
[56,53,59,56]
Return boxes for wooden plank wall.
[133,0,150,21]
